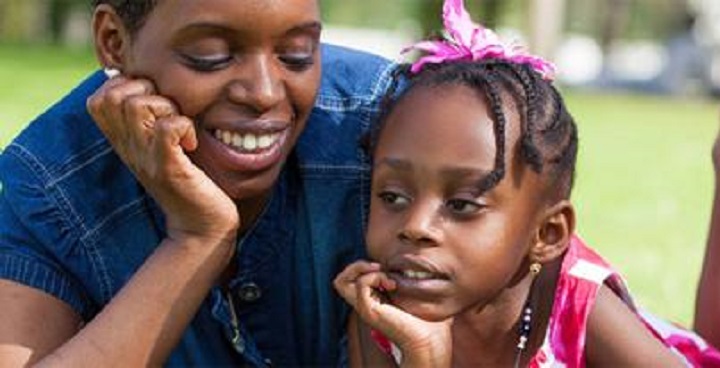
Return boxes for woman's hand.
[334,261,453,367]
[87,75,239,243]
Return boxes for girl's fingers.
[334,261,382,306]
[335,261,381,286]
[354,272,395,320]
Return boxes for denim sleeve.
[0,147,94,319]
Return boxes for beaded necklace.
[513,262,542,368]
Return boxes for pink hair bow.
[404,0,556,80]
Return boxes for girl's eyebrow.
[376,157,492,180]
[375,157,413,171]
[439,167,492,181]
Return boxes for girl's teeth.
[403,270,434,280]
[215,130,277,152]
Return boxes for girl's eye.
[377,191,410,209]
[180,54,233,72]
[446,199,483,215]
[279,53,315,72]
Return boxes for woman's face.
[122,0,321,201]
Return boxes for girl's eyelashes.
[445,198,485,216]
[178,53,233,72]
[377,190,411,210]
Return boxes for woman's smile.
[200,119,292,172]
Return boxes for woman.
[0,0,393,366]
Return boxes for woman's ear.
[92,4,131,71]
[530,200,575,263]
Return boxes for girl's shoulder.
[532,235,720,367]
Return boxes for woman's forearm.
[35,235,235,367]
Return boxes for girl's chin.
[390,299,453,322]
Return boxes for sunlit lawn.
[1,43,718,327]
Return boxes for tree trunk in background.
[0,0,48,42]
[528,0,566,60]
[416,0,507,37]
[597,0,630,54]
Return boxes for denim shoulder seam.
[49,143,113,187]
[4,143,115,302]
[314,61,399,112]
[5,143,89,236]
[370,61,400,106]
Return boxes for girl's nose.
[397,202,441,247]
[227,54,285,113]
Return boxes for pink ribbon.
[404,0,556,80]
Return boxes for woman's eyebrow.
[285,21,322,35]
[174,21,322,38]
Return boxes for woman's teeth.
[214,130,278,152]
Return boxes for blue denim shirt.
[0,44,394,366]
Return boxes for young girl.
[0,0,394,366]
[334,0,720,366]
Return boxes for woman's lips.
[201,125,291,172]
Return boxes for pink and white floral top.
[373,236,720,367]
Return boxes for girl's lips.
[385,254,452,296]
[386,254,449,279]
[387,272,452,298]
[201,126,291,172]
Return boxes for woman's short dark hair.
[93,1,158,35]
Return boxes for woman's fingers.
[88,77,156,132]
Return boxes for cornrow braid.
[92,0,158,35]
[369,59,579,199]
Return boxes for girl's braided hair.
[92,0,158,35]
[369,60,579,200]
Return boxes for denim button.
[238,282,262,302]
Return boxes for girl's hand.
[334,261,453,367]
[87,75,239,244]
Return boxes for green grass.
[1,44,717,327]
[0,43,97,146]
[566,92,718,326]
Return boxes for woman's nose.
[227,54,285,113]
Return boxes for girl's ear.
[92,4,131,71]
[530,200,575,263]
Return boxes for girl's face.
[366,84,546,321]
[122,0,321,200]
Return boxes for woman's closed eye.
[279,53,315,72]
[179,53,233,72]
